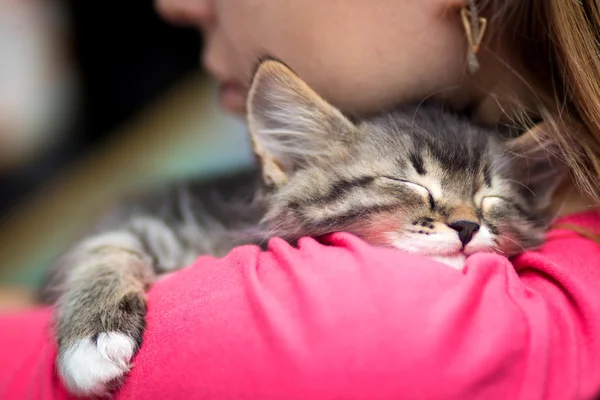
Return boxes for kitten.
[41,60,565,396]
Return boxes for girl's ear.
[506,125,568,211]
[246,60,355,187]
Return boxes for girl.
[2,1,600,398]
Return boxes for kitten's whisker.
[503,179,536,196]
[471,243,502,254]
[260,219,289,245]
[388,113,401,135]
[494,156,514,173]
[499,234,526,252]
[484,243,504,254]
[411,85,461,127]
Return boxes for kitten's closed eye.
[377,177,434,209]
[481,195,538,225]
[481,196,503,211]
[481,196,520,213]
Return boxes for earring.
[460,0,487,74]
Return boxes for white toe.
[58,332,136,396]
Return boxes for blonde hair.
[483,0,600,202]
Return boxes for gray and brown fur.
[41,60,565,396]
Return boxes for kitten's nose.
[448,221,480,246]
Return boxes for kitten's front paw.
[58,332,136,396]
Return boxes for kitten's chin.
[429,254,466,270]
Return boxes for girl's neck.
[550,179,596,218]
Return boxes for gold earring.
[460,1,487,74]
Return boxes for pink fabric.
[2,211,600,400]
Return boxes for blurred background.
[0,0,253,303]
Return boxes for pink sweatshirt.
[2,211,600,400]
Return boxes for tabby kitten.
[43,60,565,396]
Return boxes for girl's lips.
[218,82,246,114]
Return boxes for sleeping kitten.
[42,60,565,396]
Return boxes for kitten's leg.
[53,214,196,395]
[53,230,155,396]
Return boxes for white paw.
[58,332,136,396]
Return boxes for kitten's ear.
[506,126,567,210]
[247,60,355,187]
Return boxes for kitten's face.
[247,61,564,267]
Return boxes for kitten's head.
[247,60,565,265]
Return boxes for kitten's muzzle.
[448,221,480,246]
